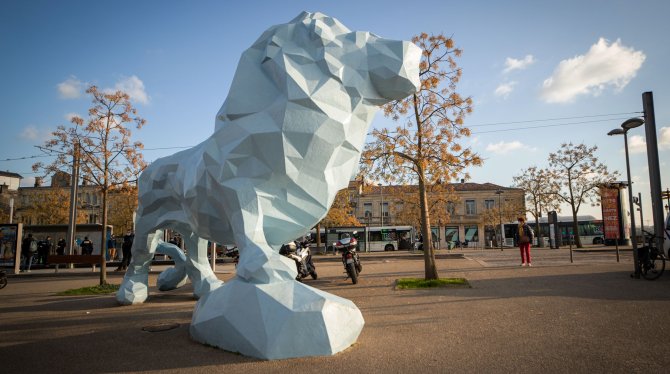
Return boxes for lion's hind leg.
[182,232,223,298]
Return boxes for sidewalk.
[1,251,668,373]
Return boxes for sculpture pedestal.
[190,277,364,359]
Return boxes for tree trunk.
[99,187,108,285]
[418,172,438,280]
[534,202,542,248]
[571,208,582,248]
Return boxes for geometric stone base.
[190,277,364,359]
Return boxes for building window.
[465,200,476,215]
[364,203,372,218]
[464,225,479,243]
[445,226,459,242]
[446,202,456,215]
[381,202,389,217]
[484,199,495,210]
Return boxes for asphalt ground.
[1,247,669,373]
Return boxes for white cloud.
[494,81,517,99]
[541,38,645,103]
[503,55,535,73]
[628,135,647,154]
[20,125,40,140]
[57,76,84,99]
[659,127,670,149]
[108,75,149,104]
[486,140,524,154]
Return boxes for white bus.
[503,215,604,246]
[311,226,415,252]
[366,226,415,251]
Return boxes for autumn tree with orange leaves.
[320,189,362,228]
[362,33,481,280]
[33,86,146,285]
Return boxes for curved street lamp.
[607,117,644,277]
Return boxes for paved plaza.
[1,247,669,373]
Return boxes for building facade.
[345,180,525,248]
[14,171,104,226]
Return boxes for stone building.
[0,171,22,222]
[345,180,525,248]
[15,171,104,225]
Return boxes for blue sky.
[1,0,669,224]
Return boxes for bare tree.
[33,86,146,284]
[362,33,481,279]
[513,166,561,246]
[547,143,618,248]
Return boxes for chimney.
[460,179,465,184]
[34,177,42,187]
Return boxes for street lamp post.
[608,117,644,277]
[495,190,504,251]
[378,183,384,229]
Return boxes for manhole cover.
[142,323,180,332]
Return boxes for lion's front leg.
[235,240,297,283]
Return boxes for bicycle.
[637,230,666,280]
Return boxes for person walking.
[20,234,37,272]
[514,217,534,267]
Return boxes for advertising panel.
[600,186,620,240]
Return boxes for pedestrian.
[37,236,53,265]
[20,233,37,272]
[514,216,534,266]
[56,238,66,255]
[80,236,94,255]
[116,231,134,271]
[107,234,117,261]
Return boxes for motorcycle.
[223,246,239,267]
[0,269,7,289]
[279,238,317,281]
[334,233,362,284]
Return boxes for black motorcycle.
[334,233,362,284]
[0,269,7,289]
[223,246,239,267]
[279,239,317,281]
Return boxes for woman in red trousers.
[514,217,534,266]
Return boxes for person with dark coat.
[513,217,535,266]
[37,236,53,265]
[56,238,66,256]
[80,237,94,255]
[116,231,134,271]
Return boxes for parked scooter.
[334,233,362,284]
[279,238,317,281]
